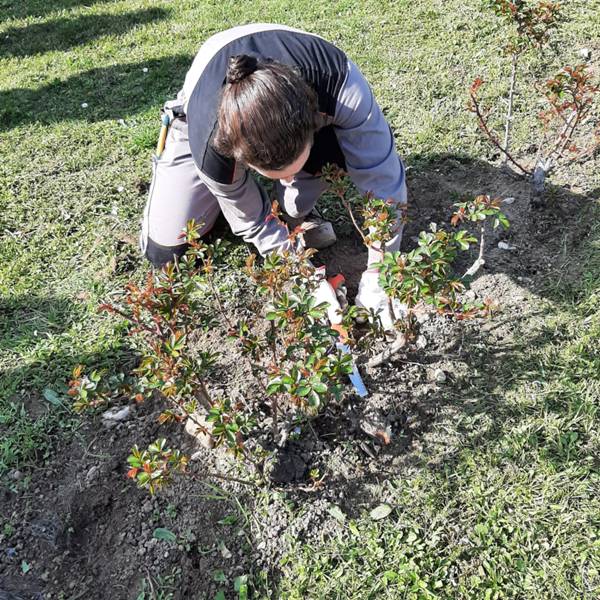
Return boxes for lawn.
[0,0,599,598]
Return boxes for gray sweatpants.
[139,115,328,267]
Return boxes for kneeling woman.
[140,23,407,327]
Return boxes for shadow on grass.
[1,7,170,58]
[0,53,192,131]
[0,295,83,355]
[0,0,113,22]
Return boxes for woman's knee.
[144,237,189,268]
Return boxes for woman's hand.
[355,271,406,331]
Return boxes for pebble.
[81,102,88,108]
[8,470,23,481]
[434,369,447,384]
[497,241,517,251]
[416,335,428,349]
[101,406,132,424]
[190,450,204,462]
[415,311,430,324]
[85,465,101,487]
[502,196,515,204]
[142,67,149,73]
[579,47,591,60]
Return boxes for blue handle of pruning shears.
[337,342,369,398]
[327,273,369,398]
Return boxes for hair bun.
[226,54,258,84]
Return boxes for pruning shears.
[155,112,171,158]
[327,274,369,398]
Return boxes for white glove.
[313,268,343,325]
[355,271,406,331]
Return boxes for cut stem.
[463,224,486,278]
[366,333,407,368]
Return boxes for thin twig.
[206,270,234,330]
[547,110,578,162]
[470,90,531,175]
[338,195,372,248]
[502,53,519,164]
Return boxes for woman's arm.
[197,165,293,256]
[334,60,407,263]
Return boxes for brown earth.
[0,156,596,599]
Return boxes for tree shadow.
[0,0,113,22]
[1,7,170,58]
[0,295,81,355]
[0,53,192,130]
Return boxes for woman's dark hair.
[213,54,318,171]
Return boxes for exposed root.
[366,333,407,368]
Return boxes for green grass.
[1,0,599,596]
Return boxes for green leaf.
[43,388,62,406]
[312,381,328,394]
[328,505,346,524]
[153,527,177,543]
[213,570,227,583]
[214,592,226,600]
[234,575,249,599]
[406,530,418,544]
[265,380,282,395]
[21,560,31,574]
[370,504,393,520]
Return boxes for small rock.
[101,406,131,424]
[85,465,101,487]
[117,186,124,193]
[219,543,232,559]
[579,47,592,60]
[81,102,88,108]
[416,335,428,349]
[434,369,447,384]
[8,470,23,481]
[142,67,149,73]
[502,196,515,204]
[360,410,392,445]
[416,311,430,324]
[184,413,214,449]
[497,241,517,251]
